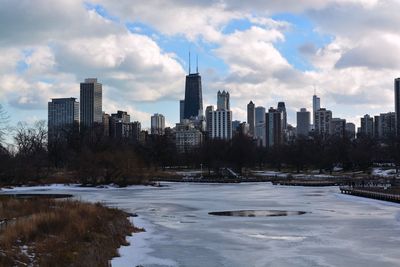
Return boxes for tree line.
[1,106,400,185]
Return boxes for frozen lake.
[3,182,400,267]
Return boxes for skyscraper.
[329,118,346,137]
[255,106,266,146]
[360,114,374,137]
[102,112,110,137]
[345,123,356,139]
[48,97,79,141]
[210,91,232,140]
[80,78,102,129]
[247,101,255,137]
[130,121,141,143]
[313,94,321,125]
[210,110,232,140]
[395,78,400,136]
[205,105,214,137]
[183,73,203,119]
[296,108,310,137]
[151,113,165,135]
[376,112,396,139]
[179,100,185,122]
[217,91,230,110]
[266,107,282,147]
[110,111,131,139]
[315,108,332,136]
[277,102,287,130]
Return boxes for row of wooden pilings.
[340,186,400,203]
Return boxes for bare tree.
[0,104,10,145]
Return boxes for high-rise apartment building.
[375,112,396,139]
[360,114,374,137]
[329,118,346,137]
[210,91,232,140]
[314,108,332,136]
[247,101,255,137]
[80,78,102,129]
[210,110,232,140]
[48,98,79,141]
[296,108,310,137]
[130,121,141,143]
[109,111,131,139]
[151,113,165,135]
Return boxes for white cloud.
[0,0,185,119]
[0,0,399,129]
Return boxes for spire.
[196,54,198,73]
[188,51,191,74]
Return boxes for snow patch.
[111,216,177,267]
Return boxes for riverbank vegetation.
[0,196,142,266]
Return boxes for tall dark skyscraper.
[80,78,102,129]
[395,78,400,136]
[183,64,203,119]
[277,102,287,130]
[184,73,203,119]
[247,101,255,137]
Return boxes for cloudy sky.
[0,0,399,129]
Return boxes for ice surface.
[3,182,400,267]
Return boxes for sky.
[0,0,399,129]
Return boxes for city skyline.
[1,1,400,129]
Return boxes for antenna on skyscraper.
[196,54,198,73]
[313,84,317,95]
[188,51,191,74]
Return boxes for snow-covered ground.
[372,168,398,177]
[3,183,400,267]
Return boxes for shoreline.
[0,194,142,266]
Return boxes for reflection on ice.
[248,234,306,241]
[208,210,308,217]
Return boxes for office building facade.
[296,108,310,137]
[80,78,102,129]
[255,106,266,146]
[48,98,79,141]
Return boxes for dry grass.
[0,197,143,267]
